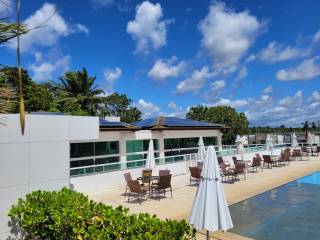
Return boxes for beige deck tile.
[88,157,320,240]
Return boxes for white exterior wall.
[71,129,222,193]
[0,114,99,239]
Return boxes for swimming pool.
[229,171,320,240]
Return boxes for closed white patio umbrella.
[198,136,206,163]
[307,132,314,146]
[189,146,233,239]
[266,134,274,153]
[291,133,299,148]
[235,135,245,160]
[145,140,156,170]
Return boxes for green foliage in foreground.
[8,188,196,240]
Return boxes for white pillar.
[159,134,165,159]
[217,134,223,151]
[119,134,127,162]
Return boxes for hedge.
[8,188,196,239]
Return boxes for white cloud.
[261,95,271,101]
[210,80,226,91]
[262,85,273,94]
[213,98,249,108]
[278,90,303,108]
[0,0,11,17]
[176,66,212,94]
[30,55,71,82]
[276,57,320,81]
[148,57,185,82]
[136,99,161,118]
[312,30,320,45]
[103,67,122,94]
[259,42,309,63]
[167,101,177,109]
[234,66,247,86]
[309,91,320,102]
[10,3,88,52]
[89,0,114,9]
[198,2,263,71]
[73,24,90,35]
[127,1,172,54]
[204,91,320,127]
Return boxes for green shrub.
[8,188,196,239]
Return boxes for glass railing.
[70,143,317,177]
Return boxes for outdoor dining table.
[136,175,159,197]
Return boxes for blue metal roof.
[131,117,224,129]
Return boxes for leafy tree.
[186,105,250,144]
[57,68,104,115]
[101,93,142,122]
[184,104,209,122]
[0,67,56,112]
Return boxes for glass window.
[203,137,217,146]
[164,138,180,149]
[95,156,119,165]
[143,139,159,151]
[70,142,94,158]
[164,137,198,149]
[126,140,143,153]
[70,159,94,168]
[95,141,119,156]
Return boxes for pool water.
[229,171,320,240]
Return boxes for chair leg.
[128,191,130,202]
[170,186,173,198]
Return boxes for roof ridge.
[154,116,166,128]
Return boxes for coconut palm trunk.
[17,0,25,135]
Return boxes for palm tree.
[57,68,104,115]
[0,20,27,44]
[0,1,27,132]
[0,86,15,126]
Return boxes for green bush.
[8,188,196,239]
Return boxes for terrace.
[88,153,320,240]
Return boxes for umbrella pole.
[207,230,209,240]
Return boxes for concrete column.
[119,134,127,162]
[217,134,223,151]
[158,134,165,159]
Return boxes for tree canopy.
[186,105,250,144]
[0,66,142,121]
[101,93,142,123]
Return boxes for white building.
[0,114,99,239]
[0,114,225,239]
[70,116,225,192]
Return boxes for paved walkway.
[89,156,320,240]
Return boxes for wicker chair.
[142,169,152,184]
[248,157,263,172]
[189,166,201,185]
[218,156,230,168]
[262,155,277,168]
[301,147,309,157]
[292,149,302,161]
[123,172,132,194]
[159,169,170,176]
[127,180,148,204]
[234,162,246,180]
[219,162,236,183]
[151,174,172,199]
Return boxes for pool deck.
[89,156,320,240]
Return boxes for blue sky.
[1,0,320,127]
